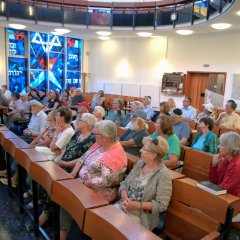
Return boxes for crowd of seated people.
[1,85,240,239]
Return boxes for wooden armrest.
[201,231,220,240]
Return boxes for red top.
[209,155,240,198]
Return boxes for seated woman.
[151,115,180,169]
[116,136,172,230]
[43,90,60,112]
[151,101,171,122]
[105,98,124,126]
[35,107,75,162]
[209,131,240,221]
[59,90,69,107]
[60,120,127,240]
[58,113,96,172]
[29,110,57,147]
[89,90,105,112]
[92,106,105,122]
[192,117,219,154]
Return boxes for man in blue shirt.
[180,97,197,120]
[170,108,190,145]
[142,96,154,120]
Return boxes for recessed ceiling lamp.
[54,28,70,34]
[237,11,240,16]
[137,32,152,37]
[98,36,110,40]
[176,30,193,35]
[96,31,112,37]
[51,31,63,35]
[8,23,26,30]
[211,23,232,30]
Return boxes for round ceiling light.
[211,23,232,30]
[176,30,194,35]
[96,31,112,37]
[8,24,26,30]
[54,28,70,34]
[137,32,152,37]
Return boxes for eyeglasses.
[152,138,158,146]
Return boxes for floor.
[0,183,54,240]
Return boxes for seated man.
[121,101,146,128]
[22,100,48,143]
[180,97,197,121]
[69,88,84,117]
[142,96,154,120]
[119,112,149,156]
[214,99,240,129]
[170,108,190,146]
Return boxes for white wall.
[166,31,240,107]
[85,37,168,85]
[0,28,6,85]
[84,30,240,109]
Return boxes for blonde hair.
[219,131,240,157]
[142,136,169,160]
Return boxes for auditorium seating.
[164,178,240,240]
[181,148,214,181]
[0,125,240,240]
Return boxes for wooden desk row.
[1,126,239,240]
[0,127,161,240]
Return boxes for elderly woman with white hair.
[60,120,127,240]
[209,131,240,201]
[116,136,172,230]
[92,105,105,121]
[58,113,96,172]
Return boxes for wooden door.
[184,72,226,111]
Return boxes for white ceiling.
[0,1,240,39]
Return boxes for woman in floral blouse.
[60,120,127,240]
[58,113,96,172]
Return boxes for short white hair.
[219,131,240,156]
[94,106,105,118]
[80,113,97,131]
[95,120,117,142]
[30,100,43,107]
[133,101,144,109]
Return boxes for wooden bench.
[84,205,161,240]
[181,148,213,181]
[125,152,140,174]
[164,178,240,240]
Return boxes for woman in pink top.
[209,131,240,222]
[60,120,127,240]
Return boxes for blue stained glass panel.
[8,29,27,56]
[8,57,27,93]
[67,38,82,71]
[48,34,64,53]
[30,32,47,69]
[66,72,81,90]
[30,70,48,91]
[49,52,64,92]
